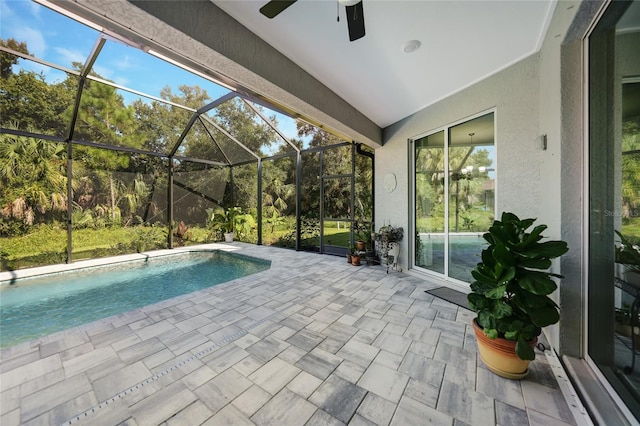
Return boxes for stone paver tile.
[287,329,325,352]
[287,370,324,399]
[245,305,277,321]
[20,373,93,423]
[353,316,387,335]
[306,408,345,426]
[408,340,436,358]
[18,368,65,399]
[251,388,317,426]
[165,330,210,355]
[373,331,412,356]
[436,380,494,426]
[477,367,524,409]
[41,333,91,357]
[165,400,213,426]
[527,409,576,426]
[357,363,409,403]
[143,348,176,371]
[280,312,314,331]
[311,307,343,324]
[351,330,378,344]
[278,344,308,364]
[181,365,217,391]
[135,320,178,341]
[117,337,166,365]
[233,354,265,377]
[249,356,301,395]
[173,314,212,333]
[201,343,250,373]
[383,322,407,336]
[71,398,131,426]
[130,381,197,425]
[356,392,397,426]
[434,342,476,373]
[232,385,272,418]
[402,378,439,408]
[334,360,366,384]
[203,403,254,425]
[271,325,297,341]
[38,389,97,426]
[495,400,528,426]
[336,340,379,368]
[1,347,41,373]
[309,374,367,423]
[390,396,454,426]
[521,381,576,424]
[443,364,475,389]
[295,347,343,380]
[322,322,359,343]
[337,314,359,326]
[234,333,261,349]
[195,368,253,413]
[398,351,445,387]
[1,355,61,392]
[349,413,377,426]
[318,337,345,354]
[93,361,151,401]
[246,335,289,362]
[373,350,403,370]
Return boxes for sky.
[0,0,306,147]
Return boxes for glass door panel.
[414,112,495,283]
[448,114,495,282]
[415,131,445,274]
[588,1,640,418]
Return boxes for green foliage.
[467,212,569,360]
[615,230,640,273]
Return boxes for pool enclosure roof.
[1,1,347,168]
[1,0,558,151]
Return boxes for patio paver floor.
[0,243,580,425]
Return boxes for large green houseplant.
[467,212,568,376]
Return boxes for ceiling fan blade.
[259,1,297,19]
[345,1,365,41]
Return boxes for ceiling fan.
[259,0,366,42]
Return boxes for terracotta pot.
[351,255,361,266]
[472,319,537,379]
[356,240,366,251]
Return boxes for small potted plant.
[206,207,242,242]
[467,212,568,379]
[375,224,404,267]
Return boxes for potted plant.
[375,224,404,267]
[467,212,568,379]
[347,245,355,264]
[206,207,242,242]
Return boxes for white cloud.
[53,46,85,68]
[12,26,47,58]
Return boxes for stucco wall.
[379,53,542,273]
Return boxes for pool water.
[0,251,270,348]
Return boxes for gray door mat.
[425,286,470,310]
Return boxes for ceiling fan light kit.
[259,0,366,42]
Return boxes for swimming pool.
[0,251,270,348]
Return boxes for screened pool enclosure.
[0,1,373,271]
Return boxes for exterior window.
[413,112,495,283]
[588,1,640,418]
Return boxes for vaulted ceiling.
[46,0,557,147]
[212,0,557,128]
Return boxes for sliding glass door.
[414,112,496,283]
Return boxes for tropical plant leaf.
[518,257,552,269]
[521,241,569,259]
[515,335,535,360]
[518,270,557,295]
[527,304,560,327]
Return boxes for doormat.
[425,287,470,310]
